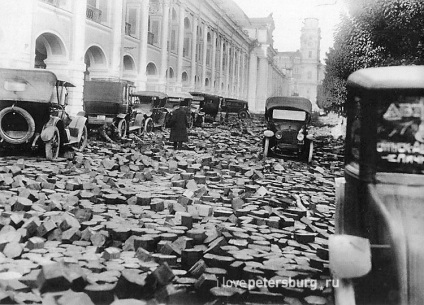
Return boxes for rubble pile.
[0,117,344,304]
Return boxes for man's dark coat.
[168,107,189,142]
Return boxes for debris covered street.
[0,115,344,305]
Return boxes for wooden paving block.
[26,236,45,250]
[102,247,121,260]
[114,269,147,299]
[181,248,204,269]
[84,283,116,304]
[147,263,175,287]
[37,263,71,293]
[194,273,217,291]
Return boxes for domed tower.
[298,18,321,110]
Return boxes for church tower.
[298,18,321,110]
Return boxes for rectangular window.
[151,20,160,45]
[183,38,190,57]
[127,7,137,36]
[171,28,177,52]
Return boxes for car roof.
[0,68,56,103]
[347,65,424,90]
[224,98,247,104]
[131,91,168,99]
[265,96,312,113]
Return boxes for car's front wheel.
[144,117,154,133]
[45,126,61,160]
[263,138,270,158]
[75,125,88,152]
[187,115,194,129]
[307,141,314,163]
[117,119,127,138]
[238,110,249,120]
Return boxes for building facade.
[0,0,288,114]
[274,18,323,110]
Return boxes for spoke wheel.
[187,115,194,129]
[238,110,249,120]
[117,119,127,138]
[75,125,88,151]
[45,126,61,160]
[144,118,154,133]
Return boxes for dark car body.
[165,91,203,128]
[263,96,313,162]
[221,98,250,119]
[130,91,168,132]
[83,80,150,137]
[0,68,87,160]
[330,66,424,305]
[190,92,222,121]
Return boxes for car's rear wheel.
[117,119,127,138]
[144,117,154,133]
[238,110,249,120]
[45,126,60,160]
[75,125,88,151]
[0,106,35,144]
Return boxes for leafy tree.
[320,0,424,112]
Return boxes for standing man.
[168,99,189,150]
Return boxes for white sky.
[232,0,347,62]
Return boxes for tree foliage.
[320,0,424,112]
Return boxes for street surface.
[0,115,344,304]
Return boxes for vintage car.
[330,66,424,305]
[165,91,203,128]
[263,96,313,162]
[130,91,168,131]
[83,80,148,138]
[190,92,222,122]
[221,98,250,119]
[0,68,87,160]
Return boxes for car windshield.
[273,109,306,121]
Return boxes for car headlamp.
[297,130,305,141]
[263,130,274,137]
[275,131,283,140]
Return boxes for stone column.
[176,3,185,90]
[247,51,258,112]
[66,0,88,116]
[231,47,236,96]
[110,0,123,78]
[225,43,230,96]
[256,56,269,112]
[137,0,149,90]
[210,31,217,92]
[201,24,208,91]
[190,16,198,90]
[0,0,34,68]
[218,37,224,94]
[241,52,246,99]
[159,0,170,91]
[237,50,241,98]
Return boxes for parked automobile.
[130,91,168,131]
[83,80,147,138]
[165,91,203,128]
[190,92,222,122]
[221,98,250,119]
[330,66,424,305]
[263,96,313,162]
[0,68,87,160]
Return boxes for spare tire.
[0,106,35,144]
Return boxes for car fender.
[68,116,87,141]
[41,125,58,142]
[134,113,144,126]
[116,113,127,120]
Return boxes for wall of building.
[0,0,288,114]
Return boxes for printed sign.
[377,97,424,174]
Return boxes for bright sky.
[232,0,347,62]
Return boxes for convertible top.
[166,91,193,99]
[347,65,424,90]
[131,91,168,99]
[265,96,312,114]
[0,68,56,103]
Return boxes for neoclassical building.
[0,0,289,114]
[274,18,324,110]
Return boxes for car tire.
[238,110,249,120]
[263,138,270,158]
[307,141,314,163]
[187,115,194,129]
[0,106,35,144]
[45,126,60,160]
[75,125,88,152]
[117,119,127,138]
[144,117,153,133]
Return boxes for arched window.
[123,55,135,71]
[146,62,157,76]
[182,71,188,82]
[166,67,174,79]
